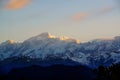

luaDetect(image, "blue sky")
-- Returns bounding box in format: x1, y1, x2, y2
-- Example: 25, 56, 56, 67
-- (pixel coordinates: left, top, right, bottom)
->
0, 0, 120, 42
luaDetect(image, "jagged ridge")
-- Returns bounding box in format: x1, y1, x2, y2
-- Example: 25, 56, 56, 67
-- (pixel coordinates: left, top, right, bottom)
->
0, 32, 120, 69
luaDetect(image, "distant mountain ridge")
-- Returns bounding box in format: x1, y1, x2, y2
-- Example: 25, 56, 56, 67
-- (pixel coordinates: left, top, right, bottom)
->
0, 32, 120, 69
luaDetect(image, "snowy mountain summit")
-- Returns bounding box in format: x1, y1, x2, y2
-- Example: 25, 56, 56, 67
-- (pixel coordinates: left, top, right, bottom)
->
0, 33, 120, 68
27, 32, 80, 43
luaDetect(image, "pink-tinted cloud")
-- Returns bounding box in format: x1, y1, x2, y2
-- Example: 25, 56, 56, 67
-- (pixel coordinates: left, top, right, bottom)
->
72, 6, 116, 21
5, 0, 31, 10
72, 13, 88, 21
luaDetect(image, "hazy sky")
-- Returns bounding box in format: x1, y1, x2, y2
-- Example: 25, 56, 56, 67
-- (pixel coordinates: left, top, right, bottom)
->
0, 0, 120, 42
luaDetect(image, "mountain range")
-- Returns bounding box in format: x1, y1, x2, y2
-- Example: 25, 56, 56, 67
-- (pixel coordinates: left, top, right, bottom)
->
0, 32, 120, 73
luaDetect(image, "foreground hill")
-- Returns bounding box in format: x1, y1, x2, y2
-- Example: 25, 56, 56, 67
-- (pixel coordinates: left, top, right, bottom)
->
0, 65, 95, 80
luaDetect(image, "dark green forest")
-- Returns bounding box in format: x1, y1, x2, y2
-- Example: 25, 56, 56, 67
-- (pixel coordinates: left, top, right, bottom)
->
0, 63, 120, 80
94, 63, 120, 80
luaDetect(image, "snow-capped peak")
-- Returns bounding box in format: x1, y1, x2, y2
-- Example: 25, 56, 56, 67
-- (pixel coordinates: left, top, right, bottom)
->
8, 40, 16, 44
38, 32, 56, 39
58, 36, 80, 43
26, 32, 80, 44
26, 32, 55, 41
0, 40, 16, 46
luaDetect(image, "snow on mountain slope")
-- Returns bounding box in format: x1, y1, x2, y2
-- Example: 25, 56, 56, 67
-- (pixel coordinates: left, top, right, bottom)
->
15, 32, 80, 59
0, 40, 20, 60
0, 33, 120, 68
